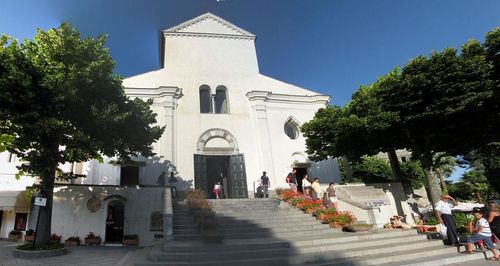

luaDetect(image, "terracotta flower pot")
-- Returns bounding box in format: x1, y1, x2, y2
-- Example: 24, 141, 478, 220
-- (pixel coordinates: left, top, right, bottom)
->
329, 222, 341, 228
84, 237, 101, 246
24, 235, 35, 242
122, 239, 138, 246
65, 240, 79, 246
8, 234, 22, 241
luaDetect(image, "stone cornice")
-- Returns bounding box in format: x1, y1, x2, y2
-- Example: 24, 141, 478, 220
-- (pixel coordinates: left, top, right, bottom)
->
246, 91, 331, 104
124, 86, 183, 99
163, 12, 255, 39
164, 32, 255, 40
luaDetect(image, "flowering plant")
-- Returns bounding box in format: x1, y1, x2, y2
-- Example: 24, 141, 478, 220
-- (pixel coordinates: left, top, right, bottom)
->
85, 232, 100, 239
323, 211, 356, 226
279, 189, 297, 201
50, 233, 61, 243
296, 199, 322, 211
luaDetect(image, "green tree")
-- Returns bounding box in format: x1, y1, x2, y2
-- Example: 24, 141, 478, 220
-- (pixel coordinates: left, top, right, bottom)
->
450, 170, 489, 203
342, 156, 394, 183
433, 153, 457, 191
0, 24, 164, 247
376, 39, 494, 206
400, 160, 426, 190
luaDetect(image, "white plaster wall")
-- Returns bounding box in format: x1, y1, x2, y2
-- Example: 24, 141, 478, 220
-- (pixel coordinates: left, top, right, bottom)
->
164, 36, 259, 76
0, 211, 16, 238
51, 186, 164, 246
0, 152, 36, 191
264, 102, 327, 188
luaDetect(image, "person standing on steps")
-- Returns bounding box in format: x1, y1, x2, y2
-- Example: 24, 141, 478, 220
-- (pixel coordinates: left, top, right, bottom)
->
260, 171, 270, 198
435, 194, 459, 246
311, 178, 323, 200
327, 183, 338, 210
286, 169, 298, 193
302, 175, 312, 196
213, 182, 221, 199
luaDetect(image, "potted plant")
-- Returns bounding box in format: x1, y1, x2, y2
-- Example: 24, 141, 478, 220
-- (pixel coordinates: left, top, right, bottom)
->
65, 236, 81, 246
24, 229, 35, 242
324, 216, 342, 228
122, 234, 138, 246
84, 232, 101, 246
8, 230, 22, 241
50, 233, 62, 244
314, 207, 337, 221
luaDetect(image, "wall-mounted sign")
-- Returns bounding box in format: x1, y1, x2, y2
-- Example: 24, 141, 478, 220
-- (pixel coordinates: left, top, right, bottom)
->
34, 197, 47, 207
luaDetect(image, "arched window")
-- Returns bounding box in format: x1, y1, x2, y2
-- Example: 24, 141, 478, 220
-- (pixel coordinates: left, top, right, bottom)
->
214, 86, 228, 114
150, 211, 163, 231
199, 85, 212, 113
284, 118, 300, 140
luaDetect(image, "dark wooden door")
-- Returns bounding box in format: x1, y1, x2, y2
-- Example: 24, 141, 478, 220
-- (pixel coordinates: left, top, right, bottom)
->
194, 154, 208, 197
230, 154, 248, 198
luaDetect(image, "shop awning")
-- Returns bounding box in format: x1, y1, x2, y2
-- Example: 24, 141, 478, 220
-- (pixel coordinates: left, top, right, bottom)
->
0, 191, 30, 212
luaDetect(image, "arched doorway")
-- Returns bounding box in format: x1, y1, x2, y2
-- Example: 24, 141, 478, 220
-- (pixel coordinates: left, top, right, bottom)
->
105, 200, 124, 243
194, 129, 248, 199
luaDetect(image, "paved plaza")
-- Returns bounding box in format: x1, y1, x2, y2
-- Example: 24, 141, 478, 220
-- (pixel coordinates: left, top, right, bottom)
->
2, 240, 500, 266
0, 240, 138, 266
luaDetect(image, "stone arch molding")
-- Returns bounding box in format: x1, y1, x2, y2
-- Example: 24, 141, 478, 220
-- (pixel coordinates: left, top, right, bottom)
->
196, 128, 239, 154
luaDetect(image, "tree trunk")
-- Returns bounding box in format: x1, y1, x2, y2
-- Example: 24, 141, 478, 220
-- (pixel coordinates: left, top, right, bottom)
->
476, 191, 483, 204
420, 152, 442, 208
387, 148, 412, 195
342, 156, 353, 182
437, 171, 447, 192
34, 165, 57, 248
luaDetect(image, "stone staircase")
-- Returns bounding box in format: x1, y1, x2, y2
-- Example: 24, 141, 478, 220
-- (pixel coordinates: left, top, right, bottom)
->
136, 198, 486, 265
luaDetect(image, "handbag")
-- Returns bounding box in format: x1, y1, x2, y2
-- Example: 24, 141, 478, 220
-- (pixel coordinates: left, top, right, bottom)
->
438, 223, 448, 237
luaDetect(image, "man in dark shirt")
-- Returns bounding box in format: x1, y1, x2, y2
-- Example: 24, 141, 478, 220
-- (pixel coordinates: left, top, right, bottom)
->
260, 171, 270, 198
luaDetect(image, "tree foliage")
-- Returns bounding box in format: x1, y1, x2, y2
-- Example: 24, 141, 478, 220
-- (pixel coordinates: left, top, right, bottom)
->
302, 27, 499, 206
0, 24, 164, 247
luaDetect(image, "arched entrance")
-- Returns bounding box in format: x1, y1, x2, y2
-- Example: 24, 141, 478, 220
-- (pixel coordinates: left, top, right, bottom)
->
105, 200, 124, 243
194, 129, 248, 198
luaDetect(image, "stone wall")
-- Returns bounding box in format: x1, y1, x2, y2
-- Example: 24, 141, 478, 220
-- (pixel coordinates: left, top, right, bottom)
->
51, 185, 165, 246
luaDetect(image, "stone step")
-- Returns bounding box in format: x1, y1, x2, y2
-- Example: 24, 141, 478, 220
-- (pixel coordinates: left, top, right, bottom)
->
220, 223, 330, 234
162, 232, 426, 254
221, 229, 419, 246
147, 239, 448, 265
398, 250, 486, 266
152, 237, 440, 262
315, 245, 465, 266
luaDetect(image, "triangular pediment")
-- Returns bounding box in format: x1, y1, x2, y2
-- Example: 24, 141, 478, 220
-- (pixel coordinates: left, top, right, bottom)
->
163, 13, 255, 39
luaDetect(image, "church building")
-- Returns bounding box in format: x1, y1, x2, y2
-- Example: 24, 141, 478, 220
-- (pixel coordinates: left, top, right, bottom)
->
0, 13, 339, 245
122, 12, 333, 197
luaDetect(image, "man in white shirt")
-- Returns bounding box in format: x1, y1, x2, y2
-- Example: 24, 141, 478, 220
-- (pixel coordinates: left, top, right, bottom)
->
466, 208, 500, 260
435, 194, 459, 246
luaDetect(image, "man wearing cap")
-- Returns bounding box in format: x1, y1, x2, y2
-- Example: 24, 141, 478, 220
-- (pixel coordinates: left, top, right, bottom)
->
435, 194, 459, 246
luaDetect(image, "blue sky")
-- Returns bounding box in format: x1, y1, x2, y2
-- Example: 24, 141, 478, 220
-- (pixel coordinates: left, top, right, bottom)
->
1, 0, 498, 180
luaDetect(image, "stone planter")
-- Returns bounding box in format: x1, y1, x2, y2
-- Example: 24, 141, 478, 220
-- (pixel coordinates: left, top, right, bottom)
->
122, 239, 138, 246
13, 247, 66, 258
64, 240, 79, 246
343, 224, 374, 232
24, 235, 35, 242
84, 237, 101, 246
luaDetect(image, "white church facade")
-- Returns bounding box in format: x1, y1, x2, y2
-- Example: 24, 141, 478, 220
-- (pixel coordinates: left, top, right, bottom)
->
0, 13, 346, 245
